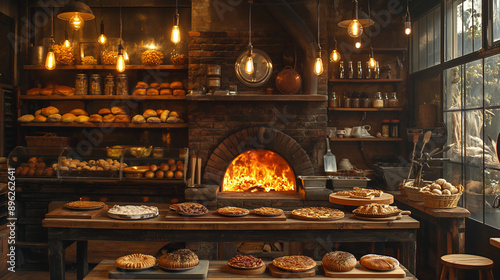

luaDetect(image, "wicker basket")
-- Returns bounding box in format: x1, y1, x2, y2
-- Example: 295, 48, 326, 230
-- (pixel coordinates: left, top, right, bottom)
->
25, 133, 69, 147
421, 185, 464, 209
402, 180, 431, 202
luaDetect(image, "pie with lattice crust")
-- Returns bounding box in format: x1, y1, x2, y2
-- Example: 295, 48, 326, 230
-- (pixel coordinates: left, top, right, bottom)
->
272, 256, 316, 272
217, 206, 250, 217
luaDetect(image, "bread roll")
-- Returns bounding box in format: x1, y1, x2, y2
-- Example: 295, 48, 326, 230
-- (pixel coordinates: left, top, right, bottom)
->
34, 109, 42, 116
40, 88, 53, 96
111, 106, 127, 115
89, 114, 103, 123
147, 117, 161, 123
18, 114, 35, 123
98, 108, 112, 115
133, 88, 146, 95
149, 82, 160, 89
61, 113, 77, 122
159, 83, 170, 89
131, 115, 146, 124
359, 254, 399, 271
136, 81, 148, 89
170, 81, 183, 89
173, 89, 186, 96
143, 109, 157, 118
156, 109, 163, 115
75, 115, 90, 123
146, 88, 159, 96
114, 115, 131, 123
41, 106, 59, 117
160, 110, 170, 122
70, 109, 88, 116
27, 88, 41, 95
103, 114, 115, 123
160, 89, 172, 95
54, 86, 75, 96
166, 116, 179, 123
169, 111, 180, 118
47, 114, 62, 122
322, 251, 357, 272
33, 115, 47, 122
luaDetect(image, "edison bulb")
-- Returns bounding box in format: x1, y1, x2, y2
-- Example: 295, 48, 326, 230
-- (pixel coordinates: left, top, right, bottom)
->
369, 57, 376, 69
117, 54, 126, 72
45, 51, 56, 70
355, 40, 361, 49
63, 39, 71, 48
98, 34, 107, 45
314, 57, 324, 75
347, 19, 363, 38
244, 55, 254, 74
405, 21, 411, 35
330, 49, 340, 62
123, 50, 129, 62
171, 25, 181, 44
69, 13, 84, 30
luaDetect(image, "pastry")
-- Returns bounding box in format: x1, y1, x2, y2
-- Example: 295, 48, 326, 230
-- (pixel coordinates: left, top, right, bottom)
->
149, 82, 160, 89
18, 114, 35, 122
103, 114, 115, 123
34, 109, 42, 116
353, 203, 401, 217
98, 108, 112, 115
47, 114, 62, 122
170, 81, 183, 89
65, 201, 105, 209
272, 256, 316, 272
54, 85, 75, 96
133, 88, 146, 95
75, 115, 90, 123
143, 109, 157, 118
158, 249, 199, 270
159, 82, 170, 89
40, 87, 53, 95
70, 109, 88, 116
89, 114, 103, 123
160, 89, 172, 95
359, 254, 399, 271
61, 113, 77, 122
33, 115, 47, 122
27, 88, 41, 95
166, 116, 179, 123
174, 202, 208, 216
132, 115, 146, 124
291, 207, 344, 221
253, 207, 283, 216
228, 255, 264, 269
147, 88, 159, 95
169, 111, 180, 118
160, 110, 170, 122
111, 106, 127, 115
217, 206, 250, 217
115, 253, 157, 270
41, 106, 59, 116
136, 81, 148, 89
114, 115, 131, 123
173, 89, 186, 96
108, 205, 159, 216
147, 117, 161, 123
322, 251, 357, 272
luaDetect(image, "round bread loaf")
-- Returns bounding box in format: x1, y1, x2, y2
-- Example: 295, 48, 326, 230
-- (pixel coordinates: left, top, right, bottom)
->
75, 115, 90, 123
103, 114, 115, 123
111, 106, 127, 115
159, 82, 170, 89
89, 114, 103, 123
27, 88, 41, 95
158, 249, 199, 270
41, 106, 59, 117
143, 109, 157, 118
132, 115, 146, 124
136, 81, 148, 89
133, 88, 146, 95
170, 81, 183, 89
149, 82, 160, 89
18, 114, 35, 123
114, 115, 130, 123
98, 108, 112, 115
34, 115, 47, 122
359, 254, 399, 271
160, 89, 172, 95
61, 113, 77, 123
147, 88, 159, 95
47, 114, 62, 122
322, 251, 357, 272
70, 109, 88, 116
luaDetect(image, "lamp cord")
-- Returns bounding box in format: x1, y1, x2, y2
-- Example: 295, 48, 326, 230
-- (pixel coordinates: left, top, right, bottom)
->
317, 0, 320, 50
368, 0, 373, 56
249, 0, 252, 48
119, 0, 122, 43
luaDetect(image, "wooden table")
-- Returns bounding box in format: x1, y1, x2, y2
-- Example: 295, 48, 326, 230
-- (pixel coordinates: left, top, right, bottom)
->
489, 238, 500, 249
390, 192, 470, 279
43, 205, 419, 280
84, 260, 418, 280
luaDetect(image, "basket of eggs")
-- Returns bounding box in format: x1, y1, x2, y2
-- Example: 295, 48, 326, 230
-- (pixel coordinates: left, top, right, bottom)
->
419, 178, 464, 209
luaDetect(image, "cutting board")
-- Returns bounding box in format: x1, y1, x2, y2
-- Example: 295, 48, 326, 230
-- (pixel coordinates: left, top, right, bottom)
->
323, 263, 405, 278
108, 260, 209, 279
329, 193, 394, 206
45, 205, 108, 219
225, 264, 266, 275
353, 214, 403, 221
268, 263, 316, 278
164, 211, 287, 221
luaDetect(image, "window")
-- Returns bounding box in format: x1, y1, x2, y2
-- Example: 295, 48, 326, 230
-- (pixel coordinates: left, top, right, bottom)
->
411, 6, 441, 72
494, 0, 500, 42
444, 0, 482, 61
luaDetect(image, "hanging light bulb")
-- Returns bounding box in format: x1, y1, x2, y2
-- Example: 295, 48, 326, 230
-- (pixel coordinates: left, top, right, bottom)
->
63, 29, 71, 48
244, 49, 254, 74
404, 0, 411, 35
117, 44, 126, 72
355, 38, 361, 49
314, 51, 324, 75
330, 38, 340, 62
46, 8, 56, 70
369, 56, 376, 69
405, 21, 411, 35
98, 20, 107, 44
348, 19, 363, 38
69, 13, 84, 30
171, 0, 181, 44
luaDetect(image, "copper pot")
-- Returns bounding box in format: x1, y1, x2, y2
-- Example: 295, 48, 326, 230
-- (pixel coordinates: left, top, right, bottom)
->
275, 66, 302, 95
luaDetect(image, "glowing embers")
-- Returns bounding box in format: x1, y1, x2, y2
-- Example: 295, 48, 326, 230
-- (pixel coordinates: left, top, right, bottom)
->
222, 150, 296, 192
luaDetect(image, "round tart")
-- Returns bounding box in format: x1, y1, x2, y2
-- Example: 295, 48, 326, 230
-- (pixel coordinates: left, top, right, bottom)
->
158, 249, 199, 270
322, 251, 357, 272
360, 254, 399, 271
217, 206, 250, 217
107, 205, 159, 220
174, 202, 208, 216
227, 255, 264, 270
65, 201, 105, 210
273, 256, 316, 272
291, 207, 344, 221
115, 253, 156, 270
353, 203, 401, 218
253, 207, 284, 217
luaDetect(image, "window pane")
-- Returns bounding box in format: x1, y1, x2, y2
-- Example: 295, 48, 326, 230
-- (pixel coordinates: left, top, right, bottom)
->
464, 109, 484, 222
484, 54, 500, 107
445, 111, 463, 162
419, 18, 428, 70
410, 6, 441, 72
434, 7, 441, 65
412, 21, 419, 73
445, 0, 481, 61
427, 13, 435, 67
472, 0, 481, 51
465, 60, 483, 108
465, 169, 484, 222
494, 0, 500, 42
484, 108, 500, 168
444, 66, 462, 110
485, 168, 500, 229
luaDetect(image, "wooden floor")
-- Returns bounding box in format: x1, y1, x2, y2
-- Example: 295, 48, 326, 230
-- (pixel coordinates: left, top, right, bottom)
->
2, 270, 77, 280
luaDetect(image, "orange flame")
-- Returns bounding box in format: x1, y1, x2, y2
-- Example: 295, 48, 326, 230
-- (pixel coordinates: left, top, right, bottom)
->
222, 150, 296, 192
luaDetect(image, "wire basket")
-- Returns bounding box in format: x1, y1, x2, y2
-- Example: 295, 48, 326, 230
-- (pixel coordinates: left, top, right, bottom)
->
25, 133, 69, 147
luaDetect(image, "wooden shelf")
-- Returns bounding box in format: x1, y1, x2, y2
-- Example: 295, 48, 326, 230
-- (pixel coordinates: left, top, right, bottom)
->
187, 94, 327, 102
23, 64, 188, 70
20, 95, 186, 101
19, 122, 188, 129
329, 78, 404, 83
330, 138, 403, 142
329, 107, 403, 111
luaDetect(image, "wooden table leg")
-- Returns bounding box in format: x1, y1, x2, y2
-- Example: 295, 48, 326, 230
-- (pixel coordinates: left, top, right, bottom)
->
77, 241, 88, 280
48, 230, 65, 280
401, 240, 416, 275
451, 219, 466, 253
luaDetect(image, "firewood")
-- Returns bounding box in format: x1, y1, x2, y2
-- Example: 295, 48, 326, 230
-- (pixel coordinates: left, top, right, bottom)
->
237, 242, 264, 254
263, 243, 271, 252
272, 242, 283, 252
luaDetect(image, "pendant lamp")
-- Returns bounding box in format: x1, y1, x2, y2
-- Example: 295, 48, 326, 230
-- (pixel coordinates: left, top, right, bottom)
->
313, 0, 323, 76
46, 8, 56, 70
57, 0, 95, 31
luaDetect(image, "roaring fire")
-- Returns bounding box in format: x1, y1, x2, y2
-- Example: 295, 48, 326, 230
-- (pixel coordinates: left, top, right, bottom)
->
222, 150, 296, 192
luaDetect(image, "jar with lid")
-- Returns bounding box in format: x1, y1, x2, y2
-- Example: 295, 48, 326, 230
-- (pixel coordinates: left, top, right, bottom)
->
104, 73, 114, 95
329, 91, 339, 108
116, 74, 129, 95
75, 74, 88, 95
339, 61, 345, 79
89, 74, 102, 95
348, 61, 354, 79
390, 119, 400, 138
389, 92, 400, 107
383, 92, 390, 107
381, 120, 390, 138
357, 61, 363, 79
352, 92, 360, 108
343, 92, 351, 108
373, 92, 384, 108
361, 92, 370, 108
365, 61, 372, 79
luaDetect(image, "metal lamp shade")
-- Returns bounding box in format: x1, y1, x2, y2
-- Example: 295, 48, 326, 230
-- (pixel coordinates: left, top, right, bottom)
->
57, 1, 95, 21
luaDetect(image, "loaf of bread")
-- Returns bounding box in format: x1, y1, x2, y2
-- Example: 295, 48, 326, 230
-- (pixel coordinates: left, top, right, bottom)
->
322, 251, 357, 272
89, 114, 103, 123
173, 89, 186, 96
111, 106, 127, 115
159, 83, 170, 89
131, 115, 146, 124
359, 254, 399, 271
143, 109, 157, 118
133, 88, 146, 95
149, 82, 160, 89
18, 114, 35, 122
147, 117, 161, 123
54, 86, 75, 96
40, 88, 53, 96
75, 115, 90, 123
169, 111, 180, 118
114, 115, 130, 123
41, 106, 59, 117
33, 115, 47, 122
27, 88, 41, 95
160, 110, 170, 122
34, 109, 42, 116
103, 114, 115, 123
98, 108, 112, 115
170, 81, 183, 89
61, 113, 77, 122
70, 109, 88, 116
156, 109, 163, 115
160, 89, 172, 95
136, 81, 148, 89
166, 116, 179, 123
146, 88, 159, 96
47, 114, 62, 122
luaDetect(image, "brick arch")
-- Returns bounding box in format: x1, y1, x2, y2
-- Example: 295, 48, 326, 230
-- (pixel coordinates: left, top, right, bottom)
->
203, 127, 314, 186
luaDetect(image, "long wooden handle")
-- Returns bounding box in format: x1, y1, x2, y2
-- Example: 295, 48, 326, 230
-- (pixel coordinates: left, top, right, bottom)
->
190, 156, 196, 186
197, 158, 202, 185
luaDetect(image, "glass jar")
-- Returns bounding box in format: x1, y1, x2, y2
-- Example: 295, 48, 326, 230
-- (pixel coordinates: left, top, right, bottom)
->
365, 61, 372, 79
389, 92, 400, 107
104, 73, 114, 95
75, 74, 88, 95
170, 49, 187, 66
343, 92, 351, 108
381, 120, 390, 138
339, 61, 345, 79
329, 91, 339, 108
101, 38, 120, 65
373, 92, 384, 108
361, 93, 370, 107
348, 61, 354, 79
54, 43, 75, 65
390, 119, 400, 138
383, 92, 390, 108
352, 92, 360, 108
357, 61, 363, 79
89, 74, 102, 95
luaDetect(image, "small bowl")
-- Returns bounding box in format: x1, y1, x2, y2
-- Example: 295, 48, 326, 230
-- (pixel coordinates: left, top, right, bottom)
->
123, 166, 149, 178
129, 147, 152, 158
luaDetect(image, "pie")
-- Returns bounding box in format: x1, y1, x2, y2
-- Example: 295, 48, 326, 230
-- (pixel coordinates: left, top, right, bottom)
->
227, 255, 264, 269
217, 206, 250, 217
65, 201, 105, 209
360, 254, 399, 271
272, 256, 316, 272
174, 202, 208, 216
333, 188, 383, 199
253, 207, 283, 216
291, 207, 344, 221
158, 249, 199, 270
108, 205, 159, 216
353, 203, 401, 217
322, 251, 357, 272
115, 253, 157, 270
